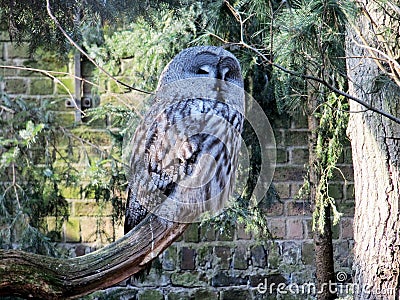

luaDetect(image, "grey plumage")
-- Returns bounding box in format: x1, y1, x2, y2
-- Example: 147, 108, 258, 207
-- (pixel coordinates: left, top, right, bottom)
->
124, 46, 244, 233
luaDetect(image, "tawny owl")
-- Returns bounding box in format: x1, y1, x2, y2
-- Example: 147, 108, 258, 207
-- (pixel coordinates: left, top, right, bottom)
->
124, 46, 244, 233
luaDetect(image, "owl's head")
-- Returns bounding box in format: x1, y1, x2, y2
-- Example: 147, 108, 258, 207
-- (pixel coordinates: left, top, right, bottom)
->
157, 46, 243, 89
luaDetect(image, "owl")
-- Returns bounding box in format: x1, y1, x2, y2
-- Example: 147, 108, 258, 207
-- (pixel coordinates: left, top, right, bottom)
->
124, 46, 244, 233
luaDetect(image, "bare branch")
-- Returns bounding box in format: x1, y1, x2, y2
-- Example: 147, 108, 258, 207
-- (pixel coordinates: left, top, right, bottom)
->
0, 65, 85, 116
228, 38, 400, 124
217, 4, 400, 125
346, 9, 400, 86
45, 0, 153, 96
0, 65, 145, 115
224, 0, 245, 43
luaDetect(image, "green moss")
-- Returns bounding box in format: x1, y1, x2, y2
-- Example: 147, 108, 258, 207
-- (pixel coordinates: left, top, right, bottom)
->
138, 289, 163, 300
0, 31, 10, 40
44, 97, 72, 112
5, 78, 28, 94
0, 262, 63, 298
83, 287, 138, 299
217, 226, 234, 241
184, 223, 199, 242
60, 186, 81, 199
167, 291, 190, 300
191, 289, 218, 300
108, 79, 127, 94
56, 78, 74, 95
30, 78, 54, 95
7, 43, 30, 59
74, 201, 113, 217
65, 217, 80, 242
170, 272, 206, 287
267, 243, 282, 269
163, 245, 177, 270
71, 127, 111, 146
24, 49, 69, 73
54, 112, 76, 124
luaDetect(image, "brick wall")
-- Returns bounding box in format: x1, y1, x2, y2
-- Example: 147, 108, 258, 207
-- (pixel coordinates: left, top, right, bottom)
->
0, 35, 354, 299
0, 33, 124, 255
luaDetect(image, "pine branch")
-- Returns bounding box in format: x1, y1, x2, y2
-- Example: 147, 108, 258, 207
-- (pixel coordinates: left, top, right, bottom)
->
246, 42, 400, 124
207, 2, 400, 125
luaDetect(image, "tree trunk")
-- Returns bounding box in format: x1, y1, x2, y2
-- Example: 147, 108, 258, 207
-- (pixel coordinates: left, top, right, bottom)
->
346, 2, 400, 298
0, 216, 188, 299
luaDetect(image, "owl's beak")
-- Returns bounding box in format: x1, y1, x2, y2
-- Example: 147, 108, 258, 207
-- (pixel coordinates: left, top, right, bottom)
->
216, 56, 238, 83
217, 66, 230, 81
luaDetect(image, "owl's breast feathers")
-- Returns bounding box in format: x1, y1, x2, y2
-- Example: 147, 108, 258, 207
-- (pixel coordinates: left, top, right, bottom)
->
124, 98, 243, 230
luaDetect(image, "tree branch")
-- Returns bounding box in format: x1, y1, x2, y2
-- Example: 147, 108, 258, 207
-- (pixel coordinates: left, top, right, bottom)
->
217, 2, 400, 125
248, 42, 400, 124
0, 216, 188, 299
0, 65, 85, 116
45, 0, 153, 96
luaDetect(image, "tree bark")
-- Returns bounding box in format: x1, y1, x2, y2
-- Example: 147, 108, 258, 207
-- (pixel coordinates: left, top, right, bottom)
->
0, 216, 188, 299
346, 2, 400, 298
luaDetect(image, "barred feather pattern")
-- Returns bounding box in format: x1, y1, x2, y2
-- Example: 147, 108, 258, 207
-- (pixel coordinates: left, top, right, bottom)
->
124, 46, 244, 233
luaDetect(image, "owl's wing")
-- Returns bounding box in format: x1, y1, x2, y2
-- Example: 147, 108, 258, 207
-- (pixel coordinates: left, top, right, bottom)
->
124, 115, 202, 231
125, 98, 243, 229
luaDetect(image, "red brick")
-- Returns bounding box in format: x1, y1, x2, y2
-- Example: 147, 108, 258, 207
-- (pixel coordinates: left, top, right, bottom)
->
276, 148, 289, 163
291, 183, 305, 198
181, 247, 196, 270
273, 167, 306, 182
291, 115, 308, 129
285, 130, 309, 147
268, 219, 285, 239
341, 218, 353, 239
345, 183, 355, 200
273, 182, 290, 199
291, 148, 309, 165
304, 219, 313, 239
263, 201, 284, 216
332, 166, 354, 181
286, 219, 304, 239
287, 201, 311, 216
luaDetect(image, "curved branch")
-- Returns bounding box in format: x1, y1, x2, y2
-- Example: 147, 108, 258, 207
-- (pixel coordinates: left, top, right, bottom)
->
0, 65, 85, 116
0, 216, 188, 299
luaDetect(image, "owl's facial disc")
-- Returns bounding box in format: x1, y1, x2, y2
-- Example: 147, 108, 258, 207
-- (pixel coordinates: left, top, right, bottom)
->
156, 46, 244, 88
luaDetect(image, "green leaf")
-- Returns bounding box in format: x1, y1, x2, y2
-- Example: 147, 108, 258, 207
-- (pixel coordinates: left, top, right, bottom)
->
18, 121, 45, 148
